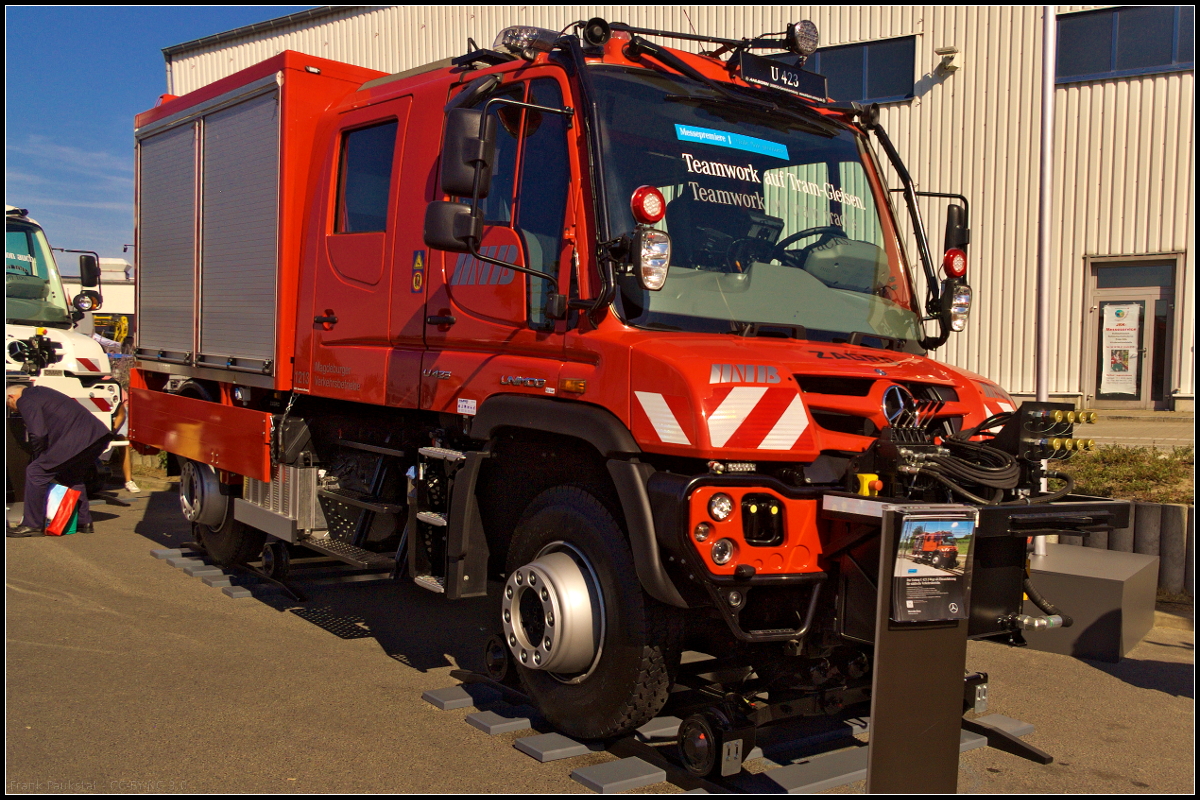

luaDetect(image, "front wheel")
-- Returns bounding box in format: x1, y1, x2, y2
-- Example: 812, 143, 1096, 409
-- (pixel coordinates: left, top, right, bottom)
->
503, 486, 680, 739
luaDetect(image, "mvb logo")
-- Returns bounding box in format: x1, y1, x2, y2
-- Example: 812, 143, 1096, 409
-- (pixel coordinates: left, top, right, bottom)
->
710, 364, 781, 384
451, 246, 518, 286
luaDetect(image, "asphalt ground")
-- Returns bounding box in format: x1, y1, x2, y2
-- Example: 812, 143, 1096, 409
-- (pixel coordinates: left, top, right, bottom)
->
5, 488, 1194, 794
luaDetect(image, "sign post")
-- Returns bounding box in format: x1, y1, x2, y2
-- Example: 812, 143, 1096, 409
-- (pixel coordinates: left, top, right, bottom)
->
866, 505, 976, 793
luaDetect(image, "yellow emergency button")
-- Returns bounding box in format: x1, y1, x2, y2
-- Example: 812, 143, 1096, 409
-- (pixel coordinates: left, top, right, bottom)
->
857, 473, 882, 497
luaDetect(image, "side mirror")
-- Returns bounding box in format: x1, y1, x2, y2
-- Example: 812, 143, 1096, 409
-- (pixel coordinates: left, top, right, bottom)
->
423, 201, 483, 252
79, 254, 101, 287
440, 108, 497, 198
943, 204, 970, 252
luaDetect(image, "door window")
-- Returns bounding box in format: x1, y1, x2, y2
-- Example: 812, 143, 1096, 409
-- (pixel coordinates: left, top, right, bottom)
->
516, 78, 571, 327
477, 86, 524, 225
335, 121, 398, 233
458, 76, 572, 329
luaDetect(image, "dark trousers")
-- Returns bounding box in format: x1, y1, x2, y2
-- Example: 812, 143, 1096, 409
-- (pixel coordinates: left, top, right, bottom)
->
22, 437, 111, 530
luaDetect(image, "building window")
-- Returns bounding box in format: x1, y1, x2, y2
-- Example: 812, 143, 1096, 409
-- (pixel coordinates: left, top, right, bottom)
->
809, 36, 915, 104
1057, 6, 1194, 83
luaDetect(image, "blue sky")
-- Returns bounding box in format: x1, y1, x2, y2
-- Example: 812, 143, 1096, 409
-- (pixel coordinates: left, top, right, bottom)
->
5, 6, 314, 273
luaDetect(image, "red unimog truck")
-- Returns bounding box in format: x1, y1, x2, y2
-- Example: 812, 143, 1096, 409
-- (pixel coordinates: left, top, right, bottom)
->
909, 527, 961, 570
129, 18, 1122, 766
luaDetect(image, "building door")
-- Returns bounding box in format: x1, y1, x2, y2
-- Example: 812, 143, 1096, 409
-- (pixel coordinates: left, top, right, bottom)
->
1084, 259, 1176, 410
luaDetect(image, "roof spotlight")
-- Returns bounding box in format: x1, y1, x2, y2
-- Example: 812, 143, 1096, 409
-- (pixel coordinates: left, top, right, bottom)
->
493, 26, 560, 60
787, 20, 820, 58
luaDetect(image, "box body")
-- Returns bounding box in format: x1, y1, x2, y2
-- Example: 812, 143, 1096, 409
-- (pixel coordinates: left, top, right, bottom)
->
133, 52, 385, 389
1022, 544, 1158, 662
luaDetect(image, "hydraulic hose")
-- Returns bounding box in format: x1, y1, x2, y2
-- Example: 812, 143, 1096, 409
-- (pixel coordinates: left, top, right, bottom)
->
916, 467, 1001, 506
1023, 570, 1074, 628
1001, 469, 1074, 506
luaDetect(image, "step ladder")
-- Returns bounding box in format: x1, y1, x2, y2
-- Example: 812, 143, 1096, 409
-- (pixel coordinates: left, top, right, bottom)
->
409, 445, 490, 599
315, 439, 407, 567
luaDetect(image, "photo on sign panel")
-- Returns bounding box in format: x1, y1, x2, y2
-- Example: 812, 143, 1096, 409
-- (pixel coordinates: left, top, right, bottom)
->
891, 515, 976, 623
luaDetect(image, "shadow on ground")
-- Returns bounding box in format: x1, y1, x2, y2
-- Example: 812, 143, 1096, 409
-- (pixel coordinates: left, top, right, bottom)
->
132, 488, 495, 675
1082, 654, 1195, 699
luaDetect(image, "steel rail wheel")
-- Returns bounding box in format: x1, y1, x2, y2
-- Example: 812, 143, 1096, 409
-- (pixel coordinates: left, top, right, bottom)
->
504, 485, 680, 739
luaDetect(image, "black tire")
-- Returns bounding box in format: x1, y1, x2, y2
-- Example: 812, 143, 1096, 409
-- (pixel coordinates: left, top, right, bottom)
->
506, 485, 681, 740
196, 503, 265, 567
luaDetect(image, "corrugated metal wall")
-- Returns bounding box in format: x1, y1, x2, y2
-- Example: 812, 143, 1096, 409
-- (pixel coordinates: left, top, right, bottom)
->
163, 5, 1194, 405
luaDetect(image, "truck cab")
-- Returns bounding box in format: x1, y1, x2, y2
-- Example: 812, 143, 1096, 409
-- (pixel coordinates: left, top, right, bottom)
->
6, 205, 121, 501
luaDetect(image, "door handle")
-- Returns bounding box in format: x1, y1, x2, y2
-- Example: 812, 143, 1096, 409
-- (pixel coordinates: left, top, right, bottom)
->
426, 315, 457, 326
314, 312, 338, 330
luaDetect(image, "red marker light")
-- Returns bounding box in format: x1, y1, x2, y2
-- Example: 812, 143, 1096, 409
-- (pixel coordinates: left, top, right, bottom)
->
630, 185, 666, 224
943, 248, 967, 278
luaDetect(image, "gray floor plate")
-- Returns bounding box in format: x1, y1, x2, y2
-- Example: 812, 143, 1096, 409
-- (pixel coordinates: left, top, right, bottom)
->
423, 684, 502, 711
514, 732, 598, 762
571, 757, 667, 794
465, 709, 532, 735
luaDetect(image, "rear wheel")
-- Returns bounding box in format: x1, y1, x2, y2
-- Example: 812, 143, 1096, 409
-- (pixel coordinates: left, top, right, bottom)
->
180, 459, 264, 566
503, 485, 680, 739
195, 508, 265, 567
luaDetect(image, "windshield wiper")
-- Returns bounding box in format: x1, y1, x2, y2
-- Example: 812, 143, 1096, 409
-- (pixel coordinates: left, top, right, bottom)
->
724, 321, 807, 339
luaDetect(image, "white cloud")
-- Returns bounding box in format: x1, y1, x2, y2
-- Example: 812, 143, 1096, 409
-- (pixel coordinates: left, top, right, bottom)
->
7, 135, 133, 177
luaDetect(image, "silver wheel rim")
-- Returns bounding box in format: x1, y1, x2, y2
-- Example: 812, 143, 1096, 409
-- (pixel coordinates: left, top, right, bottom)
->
179, 459, 228, 529
502, 541, 606, 684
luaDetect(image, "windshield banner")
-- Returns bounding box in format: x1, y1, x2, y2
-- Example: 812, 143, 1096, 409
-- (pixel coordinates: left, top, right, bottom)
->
674, 124, 788, 159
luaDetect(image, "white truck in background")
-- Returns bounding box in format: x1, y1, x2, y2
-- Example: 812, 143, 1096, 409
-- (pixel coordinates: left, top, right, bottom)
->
5, 205, 122, 503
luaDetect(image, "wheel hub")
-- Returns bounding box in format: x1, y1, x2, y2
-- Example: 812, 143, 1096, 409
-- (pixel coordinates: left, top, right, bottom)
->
179, 460, 227, 527
502, 548, 600, 674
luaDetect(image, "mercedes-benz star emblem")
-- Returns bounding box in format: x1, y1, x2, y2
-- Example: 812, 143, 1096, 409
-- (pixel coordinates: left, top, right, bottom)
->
882, 384, 916, 425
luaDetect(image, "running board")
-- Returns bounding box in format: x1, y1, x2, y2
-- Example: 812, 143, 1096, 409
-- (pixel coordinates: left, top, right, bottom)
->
300, 537, 396, 571
419, 446, 465, 462
414, 574, 446, 593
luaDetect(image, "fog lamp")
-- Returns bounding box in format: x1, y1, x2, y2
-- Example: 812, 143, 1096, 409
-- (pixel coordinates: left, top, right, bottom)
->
711, 538, 736, 565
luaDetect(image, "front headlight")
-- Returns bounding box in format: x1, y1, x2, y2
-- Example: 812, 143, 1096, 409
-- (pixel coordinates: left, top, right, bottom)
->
634, 227, 671, 291
949, 283, 972, 331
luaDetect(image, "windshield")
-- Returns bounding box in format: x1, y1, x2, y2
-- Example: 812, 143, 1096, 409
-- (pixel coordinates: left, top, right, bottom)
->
591, 67, 921, 349
6, 216, 72, 327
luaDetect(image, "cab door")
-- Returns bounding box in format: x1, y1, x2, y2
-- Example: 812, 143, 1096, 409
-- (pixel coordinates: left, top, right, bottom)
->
422, 73, 577, 413
306, 98, 412, 406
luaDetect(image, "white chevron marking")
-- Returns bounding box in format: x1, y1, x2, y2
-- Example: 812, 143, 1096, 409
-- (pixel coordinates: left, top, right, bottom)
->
758, 394, 809, 449
707, 387, 768, 448
634, 392, 691, 445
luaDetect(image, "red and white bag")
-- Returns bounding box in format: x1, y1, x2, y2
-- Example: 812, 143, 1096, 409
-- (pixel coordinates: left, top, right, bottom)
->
45, 484, 81, 536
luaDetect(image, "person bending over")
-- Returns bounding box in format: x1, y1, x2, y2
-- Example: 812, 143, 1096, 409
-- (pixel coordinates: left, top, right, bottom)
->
6, 384, 112, 537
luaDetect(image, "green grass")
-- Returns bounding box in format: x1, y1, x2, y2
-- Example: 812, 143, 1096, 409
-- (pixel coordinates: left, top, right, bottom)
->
1059, 445, 1194, 505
